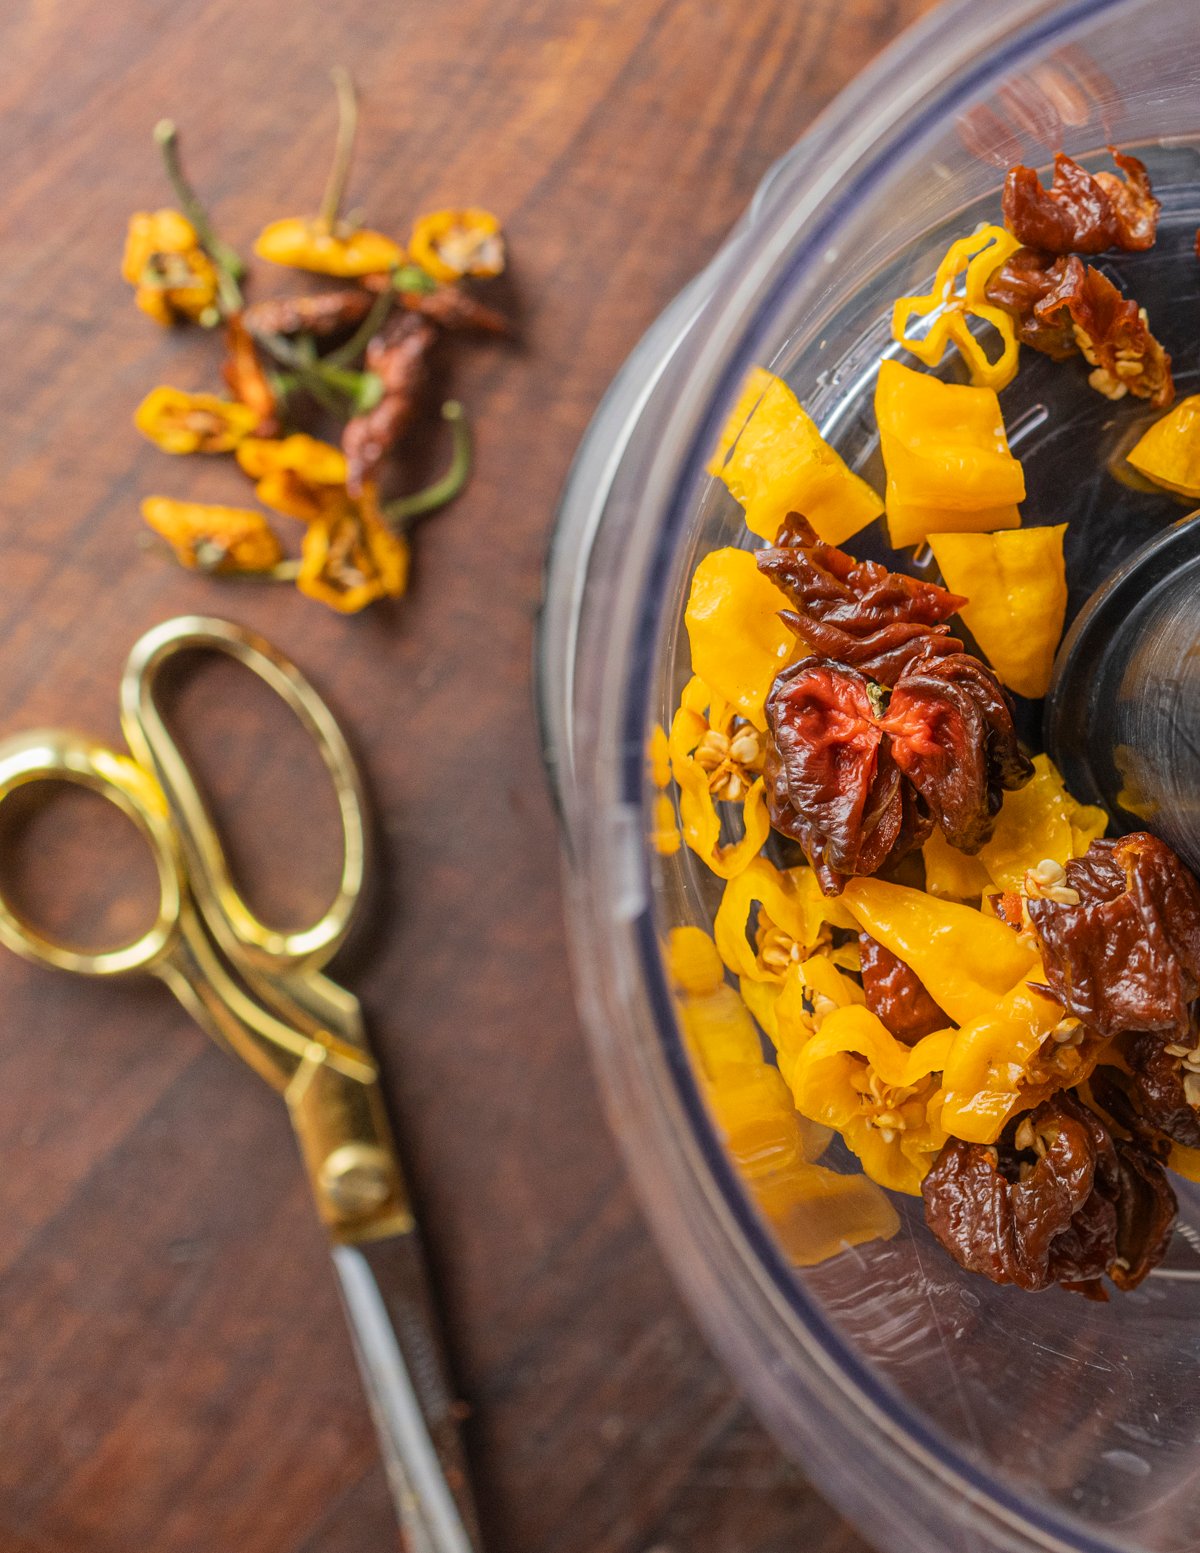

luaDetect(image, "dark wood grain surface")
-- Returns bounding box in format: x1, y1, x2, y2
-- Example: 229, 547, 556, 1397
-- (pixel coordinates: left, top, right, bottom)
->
0, 2, 936, 1549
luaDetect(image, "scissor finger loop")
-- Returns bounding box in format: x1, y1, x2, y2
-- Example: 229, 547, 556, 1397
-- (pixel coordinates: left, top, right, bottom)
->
0, 729, 184, 977
121, 616, 367, 974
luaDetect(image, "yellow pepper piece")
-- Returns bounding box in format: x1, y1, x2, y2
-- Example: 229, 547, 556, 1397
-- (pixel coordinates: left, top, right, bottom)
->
647, 724, 672, 789
928, 525, 1067, 699
297, 486, 409, 613
706, 366, 774, 477
975, 753, 1108, 891
773, 956, 868, 1092
714, 371, 883, 545
668, 677, 771, 880
786, 1006, 953, 1194
713, 856, 853, 984
751, 1164, 900, 1267
122, 209, 220, 326
238, 437, 351, 525
408, 208, 505, 283
1168, 1143, 1200, 1184
938, 971, 1067, 1144
876, 360, 1025, 549
1127, 395, 1200, 498
667, 926, 726, 997
236, 434, 348, 485
892, 225, 1023, 391
839, 876, 1036, 1026
801, 952, 866, 1013
1114, 744, 1161, 823
668, 928, 897, 1262
739, 973, 786, 1046
253, 218, 404, 277
650, 792, 681, 856
141, 497, 282, 574
684, 548, 797, 730
134, 387, 259, 455
922, 826, 991, 900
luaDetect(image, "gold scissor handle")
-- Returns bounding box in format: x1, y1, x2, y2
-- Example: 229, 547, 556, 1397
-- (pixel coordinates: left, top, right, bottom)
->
0, 727, 408, 1243
0, 729, 185, 977
120, 616, 367, 975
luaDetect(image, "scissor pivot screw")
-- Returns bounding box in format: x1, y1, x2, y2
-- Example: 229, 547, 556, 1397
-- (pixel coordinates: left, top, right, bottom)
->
319, 1143, 395, 1219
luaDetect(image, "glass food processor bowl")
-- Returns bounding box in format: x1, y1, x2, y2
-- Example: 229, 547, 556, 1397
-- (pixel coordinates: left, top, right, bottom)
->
539, 2, 1200, 1550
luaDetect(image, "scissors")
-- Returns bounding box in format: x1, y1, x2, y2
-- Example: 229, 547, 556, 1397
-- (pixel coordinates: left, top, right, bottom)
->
0, 615, 483, 1553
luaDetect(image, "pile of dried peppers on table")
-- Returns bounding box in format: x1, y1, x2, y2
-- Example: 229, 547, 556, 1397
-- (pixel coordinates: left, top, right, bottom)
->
664, 147, 1200, 1298
123, 70, 509, 612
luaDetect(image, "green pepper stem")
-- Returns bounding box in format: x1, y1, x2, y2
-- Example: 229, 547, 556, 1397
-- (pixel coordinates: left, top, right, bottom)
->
323, 279, 394, 369
317, 67, 358, 232
153, 119, 246, 314
385, 402, 472, 527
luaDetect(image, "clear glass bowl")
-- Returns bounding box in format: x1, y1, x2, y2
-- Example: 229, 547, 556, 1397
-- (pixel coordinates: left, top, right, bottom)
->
539, 3, 1200, 1550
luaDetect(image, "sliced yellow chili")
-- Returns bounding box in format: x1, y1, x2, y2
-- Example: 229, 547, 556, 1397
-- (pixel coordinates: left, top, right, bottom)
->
929, 525, 1067, 700
876, 359, 1025, 549
253, 218, 404, 277
839, 875, 1036, 1027
786, 1006, 953, 1194
1127, 394, 1200, 498
134, 387, 258, 454
892, 225, 1023, 391
713, 369, 883, 545
668, 677, 770, 880
684, 548, 797, 731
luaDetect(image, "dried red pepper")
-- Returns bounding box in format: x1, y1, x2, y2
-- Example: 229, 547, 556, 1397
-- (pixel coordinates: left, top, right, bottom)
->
342, 312, 439, 497
764, 650, 1029, 894
757, 516, 966, 685
923, 1090, 1176, 1296
1027, 833, 1200, 1040
987, 250, 1173, 406
858, 933, 949, 1044
243, 289, 376, 340
884, 654, 1032, 852
1002, 149, 1160, 255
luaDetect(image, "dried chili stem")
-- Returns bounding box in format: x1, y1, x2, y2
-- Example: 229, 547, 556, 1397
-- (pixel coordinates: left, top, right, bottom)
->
323, 281, 395, 369
153, 119, 245, 316
259, 333, 341, 409
317, 67, 358, 233
384, 401, 472, 527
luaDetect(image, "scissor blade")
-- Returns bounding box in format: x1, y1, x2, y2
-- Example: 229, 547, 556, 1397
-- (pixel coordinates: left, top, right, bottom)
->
331, 1236, 484, 1553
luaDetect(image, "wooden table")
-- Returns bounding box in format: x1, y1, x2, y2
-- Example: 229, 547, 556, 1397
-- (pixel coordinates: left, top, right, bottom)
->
0, 2, 935, 1548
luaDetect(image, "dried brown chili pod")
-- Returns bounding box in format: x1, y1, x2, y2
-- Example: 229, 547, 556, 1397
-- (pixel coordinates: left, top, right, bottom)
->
763, 659, 917, 894
858, 933, 949, 1044
1122, 1030, 1200, 1148
757, 516, 966, 686
764, 646, 1028, 892
923, 1090, 1175, 1295
242, 289, 376, 340
1002, 148, 1160, 255
884, 655, 1031, 854
342, 312, 439, 497
1027, 833, 1200, 1040
362, 272, 511, 336
987, 250, 1173, 406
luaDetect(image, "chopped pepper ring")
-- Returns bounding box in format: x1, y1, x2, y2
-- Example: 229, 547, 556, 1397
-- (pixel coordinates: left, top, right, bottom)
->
891, 225, 1024, 391
785, 1004, 954, 1195
669, 677, 770, 880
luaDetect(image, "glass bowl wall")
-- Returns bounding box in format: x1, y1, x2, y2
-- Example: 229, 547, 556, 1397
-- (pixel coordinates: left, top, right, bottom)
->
540, 3, 1200, 1550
